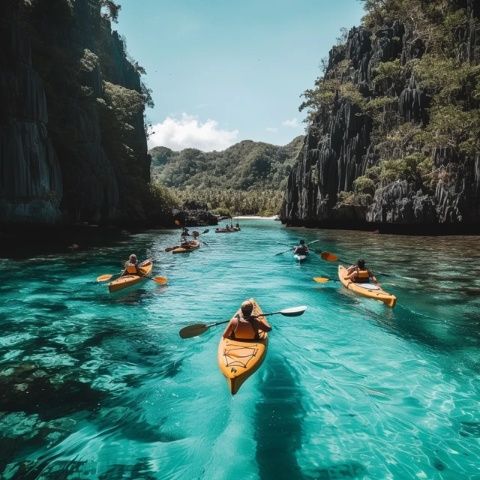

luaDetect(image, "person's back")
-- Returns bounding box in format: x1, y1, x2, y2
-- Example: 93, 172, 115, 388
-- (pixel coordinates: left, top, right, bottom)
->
124, 254, 139, 275
294, 240, 309, 256
346, 259, 377, 283
223, 301, 271, 340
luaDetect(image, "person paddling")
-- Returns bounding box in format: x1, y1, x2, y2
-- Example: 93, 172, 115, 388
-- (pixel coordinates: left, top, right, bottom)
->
293, 240, 309, 256
345, 259, 378, 284
123, 254, 140, 276
181, 227, 190, 243
223, 300, 272, 340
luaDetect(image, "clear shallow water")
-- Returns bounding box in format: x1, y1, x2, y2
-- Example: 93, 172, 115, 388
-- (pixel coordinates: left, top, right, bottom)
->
0, 220, 479, 479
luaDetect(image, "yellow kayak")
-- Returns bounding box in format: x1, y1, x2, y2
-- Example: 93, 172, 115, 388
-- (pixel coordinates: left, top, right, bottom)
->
338, 265, 397, 308
217, 299, 268, 395
108, 260, 153, 293
172, 240, 200, 254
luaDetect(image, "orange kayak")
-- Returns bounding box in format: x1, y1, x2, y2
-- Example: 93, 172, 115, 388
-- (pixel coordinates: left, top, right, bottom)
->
108, 260, 153, 293
338, 265, 397, 308
172, 240, 200, 254
217, 298, 268, 395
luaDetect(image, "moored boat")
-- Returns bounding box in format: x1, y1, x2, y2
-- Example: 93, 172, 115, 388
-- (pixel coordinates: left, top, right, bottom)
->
108, 260, 153, 293
217, 298, 268, 395
338, 265, 397, 308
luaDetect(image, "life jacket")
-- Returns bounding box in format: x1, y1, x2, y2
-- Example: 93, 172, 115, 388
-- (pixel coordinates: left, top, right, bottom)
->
231, 314, 259, 340
355, 269, 370, 282
295, 246, 308, 255
126, 263, 138, 275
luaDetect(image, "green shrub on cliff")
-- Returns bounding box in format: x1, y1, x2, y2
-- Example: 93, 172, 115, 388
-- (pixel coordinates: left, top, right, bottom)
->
378, 154, 432, 185
371, 59, 404, 91
413, 55, 480, 105
420, 106, 480, 156
353, 176, 375, 195
104, 82, 145, 129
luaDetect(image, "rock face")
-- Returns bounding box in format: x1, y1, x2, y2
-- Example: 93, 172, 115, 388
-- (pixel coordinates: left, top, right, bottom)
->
174, 201, 218, 227
282, 0, 480, 232
0, 0, 151, 225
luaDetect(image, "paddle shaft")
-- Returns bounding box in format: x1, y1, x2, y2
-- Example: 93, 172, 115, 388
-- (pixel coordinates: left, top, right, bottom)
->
321, 252, 397, 278
179, 306, 306, 338
275, 239, 320, 256
205, 312, 276, 329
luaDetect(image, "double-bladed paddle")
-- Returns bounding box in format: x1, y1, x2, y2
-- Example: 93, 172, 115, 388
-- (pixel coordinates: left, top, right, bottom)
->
312, 276, 336, 283
97, 273, 168, 285
318, 251, 412, 280
274, 239, 320, 256
179, 305, 308, 339
97, 273, 121, 282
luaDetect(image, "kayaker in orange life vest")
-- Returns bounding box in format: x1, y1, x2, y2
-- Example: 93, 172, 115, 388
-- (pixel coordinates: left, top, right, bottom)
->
223, 300, 272, 340
345, 259, 378, 284
123, 253, 140, 276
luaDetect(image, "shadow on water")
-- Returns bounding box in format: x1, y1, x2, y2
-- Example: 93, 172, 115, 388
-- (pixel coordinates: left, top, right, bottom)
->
254, 355, 367, 480
254, 354, 305, 480
363, 302, 480, 354
304, 462, 367, 480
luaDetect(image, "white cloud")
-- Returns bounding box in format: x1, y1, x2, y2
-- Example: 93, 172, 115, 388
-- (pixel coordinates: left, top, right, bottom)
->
282, 118, 300, 128
148, 114, 239, 151
266, 127, 278, 133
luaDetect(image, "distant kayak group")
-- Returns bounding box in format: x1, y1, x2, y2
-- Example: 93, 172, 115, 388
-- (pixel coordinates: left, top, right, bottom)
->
96, 225, 397, 395
215, 222, 241, 233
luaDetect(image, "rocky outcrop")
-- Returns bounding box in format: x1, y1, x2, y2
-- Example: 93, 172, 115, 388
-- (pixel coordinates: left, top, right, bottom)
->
174, 201, 218, 227
0, 0, 152, 226
0, 4, 63, 223
282, 0, 480, 232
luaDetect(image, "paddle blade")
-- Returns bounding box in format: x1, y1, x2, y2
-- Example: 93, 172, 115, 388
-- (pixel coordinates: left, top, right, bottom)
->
313, 277, 330, 283
179, 323, 209, 339
279, 305, 307, 316
320, 252, 338, 262
153, 276, 168, 285
203, 229, 209, 233
97, 274, 113, 282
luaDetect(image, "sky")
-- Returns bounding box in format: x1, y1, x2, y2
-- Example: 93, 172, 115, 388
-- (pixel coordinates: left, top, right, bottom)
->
116, 0, 365, 151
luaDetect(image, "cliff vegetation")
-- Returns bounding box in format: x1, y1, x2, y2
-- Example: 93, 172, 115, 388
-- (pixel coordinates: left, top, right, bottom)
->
0, 0, 174, 227
282, 0, 480, 232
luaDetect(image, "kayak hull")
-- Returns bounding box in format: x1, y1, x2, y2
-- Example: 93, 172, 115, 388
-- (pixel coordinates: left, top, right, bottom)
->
108, 260, 153, 293
172, 240, 200, 254
338, 265, 397, 308
294, 254, 307, 262
217, 299, 268, 395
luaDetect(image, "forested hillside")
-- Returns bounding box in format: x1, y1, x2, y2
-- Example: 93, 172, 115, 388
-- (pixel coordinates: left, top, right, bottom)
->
282, 0, 480, 232
150, 137, 303, 215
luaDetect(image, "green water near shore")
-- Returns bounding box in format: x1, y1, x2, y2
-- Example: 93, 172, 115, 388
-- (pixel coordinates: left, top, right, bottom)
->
0, 220, 479, 479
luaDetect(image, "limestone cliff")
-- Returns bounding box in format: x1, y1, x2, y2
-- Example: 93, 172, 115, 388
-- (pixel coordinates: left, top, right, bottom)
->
282, 0, 480, 232
0, 0, 152, 225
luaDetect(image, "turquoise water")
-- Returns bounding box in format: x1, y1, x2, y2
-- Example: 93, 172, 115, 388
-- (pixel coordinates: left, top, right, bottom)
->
1, 220, 479, 479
